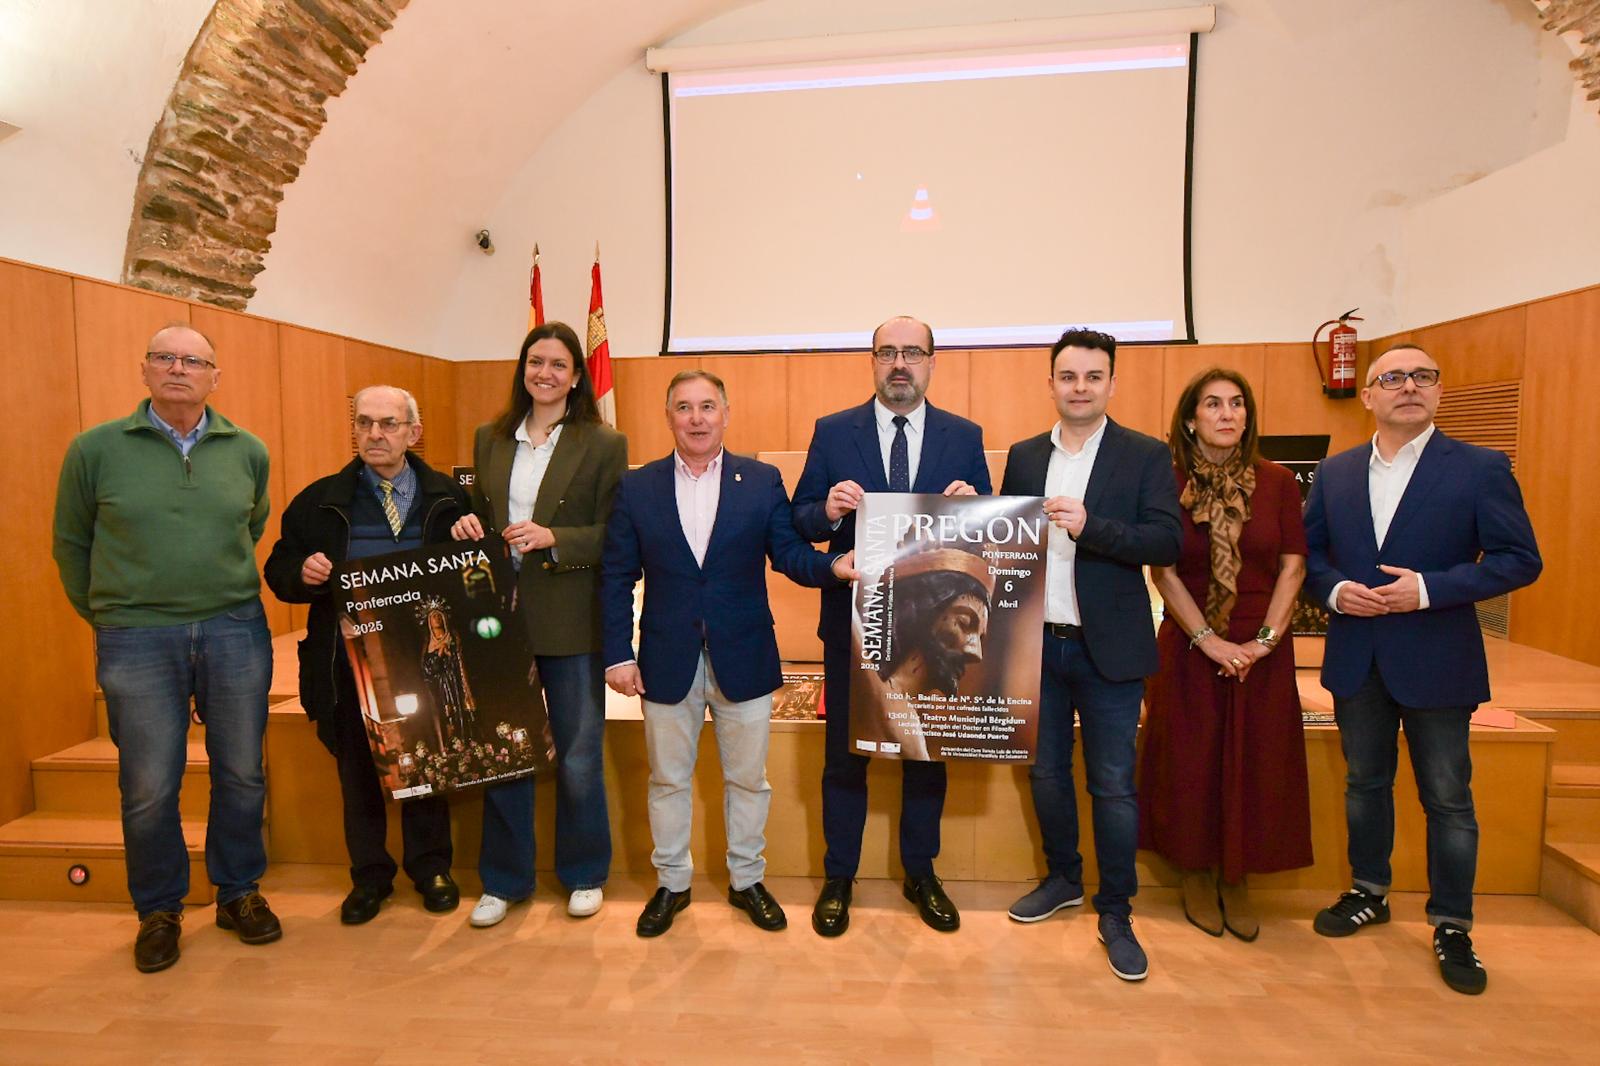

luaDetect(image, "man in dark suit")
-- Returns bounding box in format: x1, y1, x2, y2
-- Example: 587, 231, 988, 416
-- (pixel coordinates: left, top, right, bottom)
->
792, 315, 991, 936
602, 370, 855, 938
999, 329, 1182, 982
1305, 343, 1540, 996
265, 385, 468, 925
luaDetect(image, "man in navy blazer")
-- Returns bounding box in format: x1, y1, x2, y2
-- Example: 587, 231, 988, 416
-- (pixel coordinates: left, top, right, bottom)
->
792, 315, 991, 937
1304, 343, 1540, 996
602, 370, 854, 938
998, 329, 1182, 982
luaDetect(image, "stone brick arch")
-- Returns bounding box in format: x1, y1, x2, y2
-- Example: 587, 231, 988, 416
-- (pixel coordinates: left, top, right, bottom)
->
121, 0, 410, 309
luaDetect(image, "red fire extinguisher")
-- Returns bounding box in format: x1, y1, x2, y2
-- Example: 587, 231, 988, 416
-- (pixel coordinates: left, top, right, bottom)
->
1312, 309, 1362, 398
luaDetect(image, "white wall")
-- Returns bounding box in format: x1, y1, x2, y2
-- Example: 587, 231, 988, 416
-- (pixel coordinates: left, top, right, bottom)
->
0, 0, 213, 280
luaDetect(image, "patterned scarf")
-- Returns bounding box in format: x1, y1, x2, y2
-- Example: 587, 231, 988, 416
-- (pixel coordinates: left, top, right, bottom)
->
1180, 451, 1256, 633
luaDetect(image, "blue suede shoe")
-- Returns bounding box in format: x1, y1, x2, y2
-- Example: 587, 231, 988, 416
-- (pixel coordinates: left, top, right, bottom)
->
1007, 873, 1086, 923
1097, 912, 1149, 981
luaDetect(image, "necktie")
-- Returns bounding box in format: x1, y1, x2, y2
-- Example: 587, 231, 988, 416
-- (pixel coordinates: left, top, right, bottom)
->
889, 415, 910, 492
379, 480, 403, 537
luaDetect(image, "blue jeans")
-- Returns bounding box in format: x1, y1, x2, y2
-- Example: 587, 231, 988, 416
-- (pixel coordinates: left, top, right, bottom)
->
95, 599, 272, 917
479, 652, 611, 898
1030, 632, 1144, 918
1335, 667, 1477, 927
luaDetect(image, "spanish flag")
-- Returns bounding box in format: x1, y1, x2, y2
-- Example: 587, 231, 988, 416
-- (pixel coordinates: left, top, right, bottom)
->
528, 244, 545, 330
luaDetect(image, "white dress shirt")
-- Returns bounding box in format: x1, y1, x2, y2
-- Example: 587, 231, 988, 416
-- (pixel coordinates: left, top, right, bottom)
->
507, 420, 563, 568
1328, 424, 1433, 612
1043, 418, 1108, 626
674, 448, 724, 566
874, 397, 926, 488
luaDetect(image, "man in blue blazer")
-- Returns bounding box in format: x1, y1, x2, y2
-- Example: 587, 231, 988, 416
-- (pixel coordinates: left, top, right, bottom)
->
1304, 343, 1540, 996
602, 370, 854, 938
998, 329, 1182, 982
792, 315, 991, 936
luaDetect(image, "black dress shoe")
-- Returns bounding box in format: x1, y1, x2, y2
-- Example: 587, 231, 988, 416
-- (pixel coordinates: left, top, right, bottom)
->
134, 911, 182, 973
341, 883, 393, 925
812, 877, 853, 938
417, 873, 460, 914
903, 874, 960, 932
216, 892, 283, 944
729, 882, 788, 931
636, 887, 691, 938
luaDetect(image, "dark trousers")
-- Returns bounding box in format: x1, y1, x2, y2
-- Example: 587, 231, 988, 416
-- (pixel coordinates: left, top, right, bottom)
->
1031, 631, 1144, 918
1335, 667, 1477, 927
327, 691, 451, 891
821, 639, 946, 879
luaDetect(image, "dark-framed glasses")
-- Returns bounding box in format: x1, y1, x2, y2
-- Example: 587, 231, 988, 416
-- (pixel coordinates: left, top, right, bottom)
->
146, 351, 216, 372
872, 346, 930, 365
1372, 368, 1441, 390
353, 415, 412, 433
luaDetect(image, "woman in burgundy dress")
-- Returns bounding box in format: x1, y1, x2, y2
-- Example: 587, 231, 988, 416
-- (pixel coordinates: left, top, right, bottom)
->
1139, 367, 1312, 941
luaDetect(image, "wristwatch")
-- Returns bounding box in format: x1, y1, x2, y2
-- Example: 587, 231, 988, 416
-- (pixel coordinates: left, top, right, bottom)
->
1255, 625, 1279, 649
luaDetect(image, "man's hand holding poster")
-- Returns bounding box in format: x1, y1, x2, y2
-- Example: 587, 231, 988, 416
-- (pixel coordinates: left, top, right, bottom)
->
850, 493, 1047, 762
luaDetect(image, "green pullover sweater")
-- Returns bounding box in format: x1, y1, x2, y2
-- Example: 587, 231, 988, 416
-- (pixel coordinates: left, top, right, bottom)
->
52, 400, 271, 627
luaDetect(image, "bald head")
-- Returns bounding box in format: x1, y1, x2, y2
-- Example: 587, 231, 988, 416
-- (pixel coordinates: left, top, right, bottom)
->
872, 315, 934, 354
353, 385, 420, 424
1362, 343, 1441, 437
1366, 344, 1437, 386
147, 324, 215, 363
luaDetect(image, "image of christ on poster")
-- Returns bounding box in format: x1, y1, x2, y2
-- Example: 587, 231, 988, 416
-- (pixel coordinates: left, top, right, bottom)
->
335, 540, 555, 800
850, 493, 1047, 762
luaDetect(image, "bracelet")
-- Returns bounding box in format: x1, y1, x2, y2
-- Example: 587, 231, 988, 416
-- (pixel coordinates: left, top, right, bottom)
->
1188, 626, 1215, 648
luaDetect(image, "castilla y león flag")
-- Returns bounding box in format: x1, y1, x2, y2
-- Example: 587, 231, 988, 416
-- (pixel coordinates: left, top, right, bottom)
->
586, 252, 616, 427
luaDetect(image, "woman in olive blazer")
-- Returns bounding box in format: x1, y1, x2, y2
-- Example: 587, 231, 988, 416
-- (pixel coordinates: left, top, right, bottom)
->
451, 321, 627, 926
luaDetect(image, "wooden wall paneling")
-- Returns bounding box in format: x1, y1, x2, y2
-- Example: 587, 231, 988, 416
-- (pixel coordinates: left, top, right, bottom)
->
190, 306, 291, 635
1161, 345, 1267, 429
276, 325, 347, 633
1259, 343, 1373, 455
968, 349, 1055, 453
613, 355, 696, 463
342, 339, 423, 400
784, 353, 874, 450
702, 355, 788, 456
923, 348, 970, 418
1510, 288, 1600, 665
70, 278, 190, 428
1105, 344, 1166, 437
0, 262, 95, 825
1413, 306, 1527, 387
419, 357, 458, 470
452, 360, 514, 465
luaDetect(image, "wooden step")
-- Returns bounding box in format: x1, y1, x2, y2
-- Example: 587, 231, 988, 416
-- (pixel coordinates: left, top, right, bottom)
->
0, 812, 212, 905
1521, 711, 1600, 767
1550, 763, 1600, 799
1547, 796, 1600, 845
1542, 839, 1600, 934
32, 737, 210, 818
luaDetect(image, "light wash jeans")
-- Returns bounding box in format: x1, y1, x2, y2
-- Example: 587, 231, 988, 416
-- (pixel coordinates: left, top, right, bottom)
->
641, 650, 772, 892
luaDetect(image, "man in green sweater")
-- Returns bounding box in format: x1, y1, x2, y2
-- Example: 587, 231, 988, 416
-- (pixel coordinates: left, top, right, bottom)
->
52, 324, 280, 973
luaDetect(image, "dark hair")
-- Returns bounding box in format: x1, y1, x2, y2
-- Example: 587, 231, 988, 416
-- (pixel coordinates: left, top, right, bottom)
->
1168, 366, 1260, 470
1050, 328, 1117, 375
493, 321, 601, 438
665, 369, 729, 407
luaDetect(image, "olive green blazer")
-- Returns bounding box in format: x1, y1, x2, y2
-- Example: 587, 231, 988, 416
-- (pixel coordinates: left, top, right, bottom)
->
470, 418, 628, 656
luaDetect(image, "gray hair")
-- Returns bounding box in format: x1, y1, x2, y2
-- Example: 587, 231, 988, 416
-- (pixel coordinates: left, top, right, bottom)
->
353, 384, 421, 424
665, 369, 729, 408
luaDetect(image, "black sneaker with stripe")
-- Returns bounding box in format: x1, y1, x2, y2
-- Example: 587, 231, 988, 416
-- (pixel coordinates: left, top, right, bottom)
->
1312, 886, 1390, 937
1434, 924, 1488, 995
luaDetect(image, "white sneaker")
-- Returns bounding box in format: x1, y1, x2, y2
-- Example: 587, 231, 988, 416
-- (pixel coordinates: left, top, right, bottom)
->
568, 888, 604, 917
469, 893, 510, 928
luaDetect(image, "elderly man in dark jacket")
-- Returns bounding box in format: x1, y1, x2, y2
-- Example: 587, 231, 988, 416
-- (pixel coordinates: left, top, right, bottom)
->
264, 385, 470, 924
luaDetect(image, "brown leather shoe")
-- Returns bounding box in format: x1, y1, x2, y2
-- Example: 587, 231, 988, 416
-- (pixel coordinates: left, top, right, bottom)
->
812, 877, 853, 937
1181, 868, 1224, 937
729, 882, 787, 931
1219, 876, 1260, 941
902, 874, 960, 932
216, 891, 283, 944
134, 911, 182, 973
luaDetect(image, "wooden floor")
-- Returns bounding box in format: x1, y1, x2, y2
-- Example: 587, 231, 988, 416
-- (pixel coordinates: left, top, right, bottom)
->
1, 867, 1597, 1064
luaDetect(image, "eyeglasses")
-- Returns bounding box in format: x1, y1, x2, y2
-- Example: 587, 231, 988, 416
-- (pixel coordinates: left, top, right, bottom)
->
872, 346, 930, 365
1372, 368, 1441, 390
146, 351, 216, 372
353, 416, 412, 433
